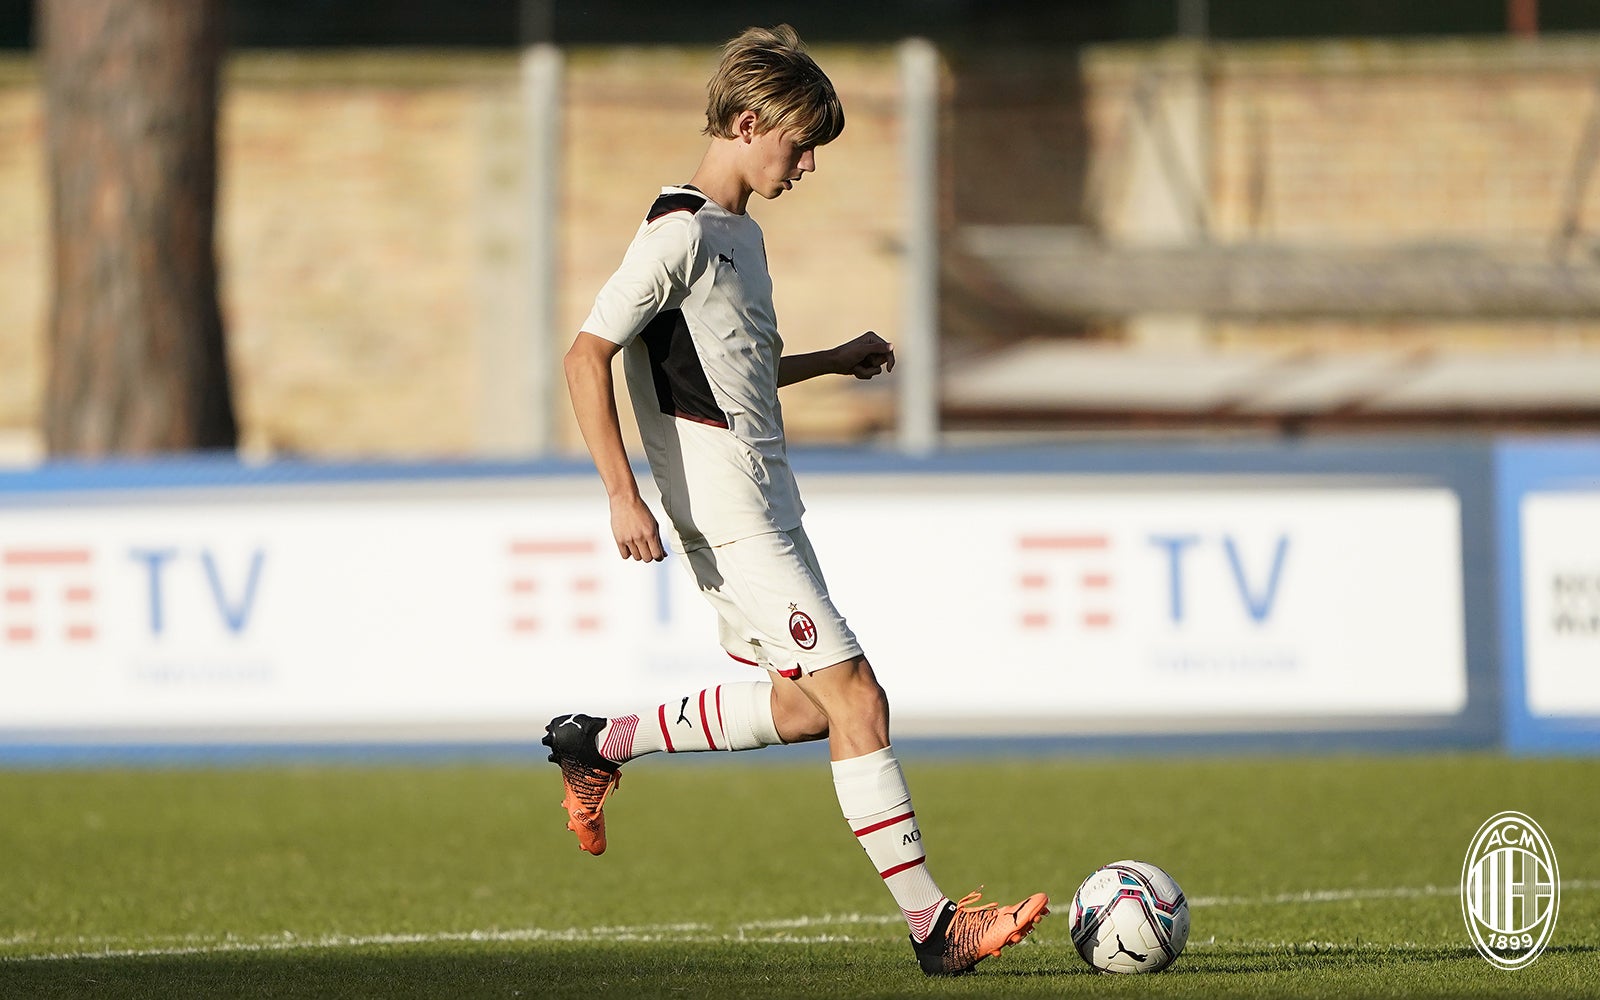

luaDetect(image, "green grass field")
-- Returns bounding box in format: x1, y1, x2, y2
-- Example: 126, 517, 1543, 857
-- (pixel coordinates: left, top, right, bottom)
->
0, 752, 1594, 999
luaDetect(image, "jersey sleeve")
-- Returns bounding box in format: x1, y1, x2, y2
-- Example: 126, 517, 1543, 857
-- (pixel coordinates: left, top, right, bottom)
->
581, 214, 701, 346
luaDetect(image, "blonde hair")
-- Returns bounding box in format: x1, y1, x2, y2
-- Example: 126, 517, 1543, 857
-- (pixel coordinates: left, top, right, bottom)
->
703, 24, 844, 148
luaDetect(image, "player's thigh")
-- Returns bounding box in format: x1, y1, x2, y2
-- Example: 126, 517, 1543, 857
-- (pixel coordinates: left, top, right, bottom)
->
682, 543, 768, 669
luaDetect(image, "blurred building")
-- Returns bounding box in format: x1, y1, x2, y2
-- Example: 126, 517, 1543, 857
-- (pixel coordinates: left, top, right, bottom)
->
2, 2, 1600, 459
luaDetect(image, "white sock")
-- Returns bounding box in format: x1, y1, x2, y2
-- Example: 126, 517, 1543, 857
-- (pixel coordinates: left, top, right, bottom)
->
832, 746, 948, 941
597, 682, 781, 763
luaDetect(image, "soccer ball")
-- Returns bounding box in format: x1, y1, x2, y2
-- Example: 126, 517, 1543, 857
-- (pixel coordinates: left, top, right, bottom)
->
1069, 860, 1190, 973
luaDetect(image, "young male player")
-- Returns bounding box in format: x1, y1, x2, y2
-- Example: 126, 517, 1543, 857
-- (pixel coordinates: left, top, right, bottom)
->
547, 24, 1048, 976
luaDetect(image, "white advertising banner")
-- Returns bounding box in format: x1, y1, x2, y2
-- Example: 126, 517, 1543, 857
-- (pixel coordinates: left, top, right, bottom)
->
0, 489, 716, 733
0, 480, 1467, 738
1520, 492, 1600, 717
803, 483, 1466, 725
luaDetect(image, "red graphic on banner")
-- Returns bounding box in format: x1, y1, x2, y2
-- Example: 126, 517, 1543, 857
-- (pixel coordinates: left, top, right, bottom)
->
1015, 534, 1115, 632
3, 547, 97, 644
507, 538, 604, 636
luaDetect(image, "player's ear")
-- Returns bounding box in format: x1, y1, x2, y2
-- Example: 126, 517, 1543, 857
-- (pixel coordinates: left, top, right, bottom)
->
735, 109, 759, 143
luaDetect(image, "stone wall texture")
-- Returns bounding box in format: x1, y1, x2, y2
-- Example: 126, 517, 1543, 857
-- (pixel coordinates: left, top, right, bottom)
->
2, 36, 1599, 457
1077, 37, 1600, 353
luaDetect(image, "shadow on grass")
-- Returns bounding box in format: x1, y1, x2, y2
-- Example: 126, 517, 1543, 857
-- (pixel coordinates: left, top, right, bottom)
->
6, 942, 1597, 1000
4, 946, 913, 1000
979, 940, 1593, 985
1184, 942, 1597, 974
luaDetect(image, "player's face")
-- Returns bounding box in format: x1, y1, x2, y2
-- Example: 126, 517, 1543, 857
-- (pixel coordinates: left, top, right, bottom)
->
750, 127, 816, 200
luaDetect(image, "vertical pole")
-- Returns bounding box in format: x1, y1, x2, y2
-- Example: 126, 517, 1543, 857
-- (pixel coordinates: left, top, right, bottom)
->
522, 42, 562, 456
1177, 0, 1209, 39
898, 37, 940, 456
1508, 0, 1539, 39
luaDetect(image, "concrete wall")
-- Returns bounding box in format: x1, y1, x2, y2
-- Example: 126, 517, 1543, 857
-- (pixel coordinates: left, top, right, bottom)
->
3, 36, 1600, 458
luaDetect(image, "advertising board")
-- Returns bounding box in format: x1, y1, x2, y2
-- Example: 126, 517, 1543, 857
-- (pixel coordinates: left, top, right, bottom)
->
809, 485, 1466, 727
0, 475, 1468, 742
1498, 439, 1600, 752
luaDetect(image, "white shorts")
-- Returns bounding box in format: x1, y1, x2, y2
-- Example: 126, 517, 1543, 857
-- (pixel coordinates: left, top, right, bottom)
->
682, 526, 861, 678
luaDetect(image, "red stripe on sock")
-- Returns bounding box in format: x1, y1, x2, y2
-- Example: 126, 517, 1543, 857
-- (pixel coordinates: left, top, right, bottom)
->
715, 686, 724, 740
659, 703, 676, 753
906, 898, 947, 942
600, 714, 638, 763
853, 811, 916, 838
879, 857, 927, 880
699, 689, 718, 751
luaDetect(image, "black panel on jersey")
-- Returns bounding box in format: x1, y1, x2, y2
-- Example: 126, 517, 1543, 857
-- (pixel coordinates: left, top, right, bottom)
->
640, 309, 729, 429
646, 191, 706, 223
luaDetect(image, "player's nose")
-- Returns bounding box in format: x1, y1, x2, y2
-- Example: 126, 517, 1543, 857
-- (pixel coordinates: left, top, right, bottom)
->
798, 148, 816, 174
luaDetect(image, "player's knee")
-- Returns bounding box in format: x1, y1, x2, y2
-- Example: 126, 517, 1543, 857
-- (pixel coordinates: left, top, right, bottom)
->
772, 675, 830, 743
831, 657, 889, 725
789, 702, 830, 742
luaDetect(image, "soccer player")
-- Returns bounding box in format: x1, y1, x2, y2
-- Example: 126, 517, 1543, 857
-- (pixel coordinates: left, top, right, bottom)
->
547, 24, 1048, 976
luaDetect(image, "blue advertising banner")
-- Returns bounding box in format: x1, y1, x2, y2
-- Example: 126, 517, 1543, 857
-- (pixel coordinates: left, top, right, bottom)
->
0, 440, 1503, 761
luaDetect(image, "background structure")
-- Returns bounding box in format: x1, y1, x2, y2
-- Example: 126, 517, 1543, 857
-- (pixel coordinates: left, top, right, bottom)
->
4, 2, 1600, 459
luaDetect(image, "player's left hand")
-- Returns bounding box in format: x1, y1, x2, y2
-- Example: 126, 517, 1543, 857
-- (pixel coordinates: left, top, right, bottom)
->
836, 331, 895, 380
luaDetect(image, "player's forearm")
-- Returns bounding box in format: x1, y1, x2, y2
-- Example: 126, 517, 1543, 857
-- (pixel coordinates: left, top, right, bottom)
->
565, 348, 642, 503
777, 347, 841, 387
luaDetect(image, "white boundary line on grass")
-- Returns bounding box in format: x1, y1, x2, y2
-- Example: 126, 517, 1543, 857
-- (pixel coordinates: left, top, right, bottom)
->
1190, 880, 1600, 907
4, 880, 1594, 963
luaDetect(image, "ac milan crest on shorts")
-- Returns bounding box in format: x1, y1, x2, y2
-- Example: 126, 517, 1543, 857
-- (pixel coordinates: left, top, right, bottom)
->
789, 606, 818, 649
681, 525, 860, 676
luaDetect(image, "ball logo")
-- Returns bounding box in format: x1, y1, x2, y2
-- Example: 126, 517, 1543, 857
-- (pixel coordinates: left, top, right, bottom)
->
1460, 811, 1560, 970
788, 606, 818, 650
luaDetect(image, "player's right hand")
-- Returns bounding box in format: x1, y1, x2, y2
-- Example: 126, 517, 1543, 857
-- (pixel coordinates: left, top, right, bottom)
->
837, 331, 895, 380
610, 494, 666, 562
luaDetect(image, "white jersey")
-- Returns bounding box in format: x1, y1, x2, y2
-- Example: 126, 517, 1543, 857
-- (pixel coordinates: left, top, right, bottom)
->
581, 185, 804, 551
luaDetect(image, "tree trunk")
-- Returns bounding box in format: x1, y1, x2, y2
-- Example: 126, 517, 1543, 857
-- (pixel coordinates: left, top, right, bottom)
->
38, 0, 237, 456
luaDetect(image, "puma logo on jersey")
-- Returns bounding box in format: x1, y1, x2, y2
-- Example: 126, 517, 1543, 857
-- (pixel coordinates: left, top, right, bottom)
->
717, 252, 738, 272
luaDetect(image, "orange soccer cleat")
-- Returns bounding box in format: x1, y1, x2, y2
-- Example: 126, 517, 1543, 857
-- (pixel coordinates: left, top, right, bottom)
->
910, 889, 1050, 975
541, 714, 622, 856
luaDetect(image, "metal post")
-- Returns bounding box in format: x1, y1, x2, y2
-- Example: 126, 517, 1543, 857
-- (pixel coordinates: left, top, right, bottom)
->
522, 42, 562, 456
898, 37, 940, 456
1177, 0, 1209, 39
1508, 0, 1539, 38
